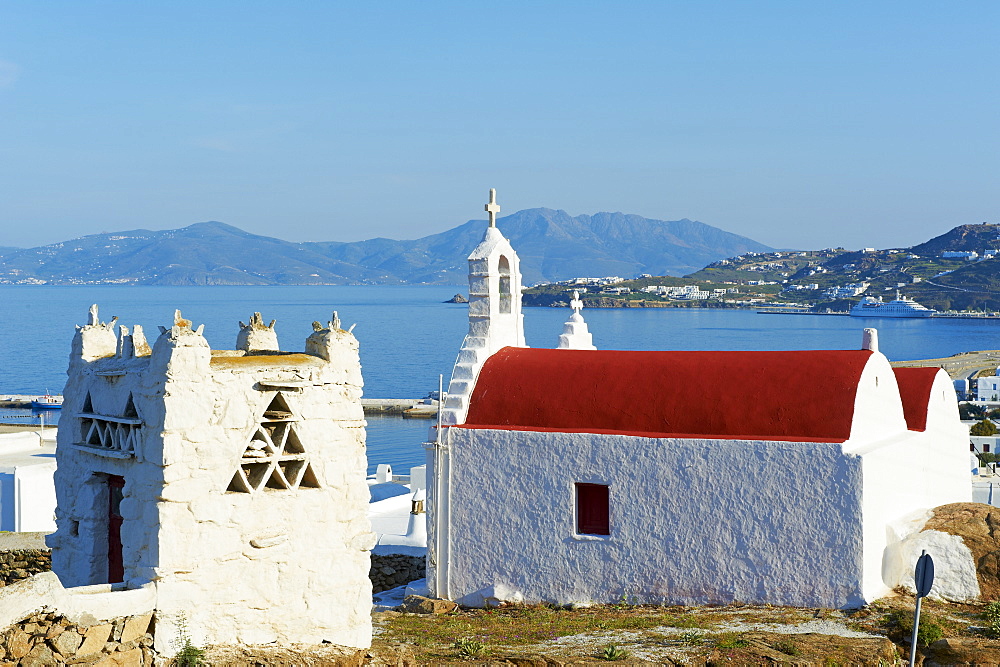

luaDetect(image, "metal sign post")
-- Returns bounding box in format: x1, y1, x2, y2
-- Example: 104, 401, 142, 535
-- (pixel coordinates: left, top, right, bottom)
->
909, 550, 935, 667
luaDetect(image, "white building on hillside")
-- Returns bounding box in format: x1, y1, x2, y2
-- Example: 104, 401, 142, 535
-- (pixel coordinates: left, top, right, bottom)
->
977, 369, 1000, 402
426, 191, 971, 610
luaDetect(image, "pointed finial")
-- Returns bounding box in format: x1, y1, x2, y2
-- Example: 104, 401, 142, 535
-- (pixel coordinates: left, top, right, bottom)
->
331, 311, 341, 331
117, 325, 133, 358
132, 325, 151, 356
570, 290, 583, 315
88, 304, 99, 326
485, 188, 500, 228
862, 328, 879, 353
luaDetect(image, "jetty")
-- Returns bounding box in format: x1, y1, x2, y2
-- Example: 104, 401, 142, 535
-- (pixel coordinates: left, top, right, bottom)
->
3, 395, 438, 418
757, 307, 1000, 319
0, 395, 47, 409
361, 399, 438, 418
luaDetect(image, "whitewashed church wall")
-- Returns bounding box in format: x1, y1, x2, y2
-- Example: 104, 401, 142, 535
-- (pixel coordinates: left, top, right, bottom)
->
843, 366, 971, 601
847, 353, 908, 443
440, 428, 867, 609
924, 369, 966, 432
858, 426, 972, 601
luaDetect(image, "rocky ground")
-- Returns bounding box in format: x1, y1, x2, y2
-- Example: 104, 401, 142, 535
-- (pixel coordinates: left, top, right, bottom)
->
199, 592, 1000, 665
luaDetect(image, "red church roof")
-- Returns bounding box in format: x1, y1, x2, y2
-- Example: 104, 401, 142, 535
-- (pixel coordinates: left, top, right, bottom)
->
461, 347, 877, 442
892, 367, 940, 432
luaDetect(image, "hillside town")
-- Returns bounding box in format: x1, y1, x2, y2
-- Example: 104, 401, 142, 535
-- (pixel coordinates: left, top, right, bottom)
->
523, 223, 1000, 315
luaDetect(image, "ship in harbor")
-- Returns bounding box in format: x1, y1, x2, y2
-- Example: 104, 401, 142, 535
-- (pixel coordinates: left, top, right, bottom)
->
850, 292, 936, 318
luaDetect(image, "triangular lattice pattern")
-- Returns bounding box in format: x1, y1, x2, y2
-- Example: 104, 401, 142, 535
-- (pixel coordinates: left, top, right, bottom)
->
228, 392, 320, 493
80, 419, 140, 455
76, 392, 143, 457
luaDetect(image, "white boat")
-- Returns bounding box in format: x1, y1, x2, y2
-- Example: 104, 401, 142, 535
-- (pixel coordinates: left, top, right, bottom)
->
850, 292, 936, 318
30, 394, 63, 409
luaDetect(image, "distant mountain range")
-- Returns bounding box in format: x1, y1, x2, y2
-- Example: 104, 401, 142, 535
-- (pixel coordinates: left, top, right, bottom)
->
0, 209, 773, 286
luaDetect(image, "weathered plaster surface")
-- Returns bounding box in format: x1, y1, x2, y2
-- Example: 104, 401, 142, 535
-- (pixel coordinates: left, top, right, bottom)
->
442, 428, 866, 608
47, 308, 374, 653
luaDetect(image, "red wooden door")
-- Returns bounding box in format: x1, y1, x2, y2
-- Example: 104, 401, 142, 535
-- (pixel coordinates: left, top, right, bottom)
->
107, 475, 124, 583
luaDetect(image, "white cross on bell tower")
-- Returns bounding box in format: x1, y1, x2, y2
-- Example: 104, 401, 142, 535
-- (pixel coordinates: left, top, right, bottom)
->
485, 188, 501, 227
439, 188, 525, 427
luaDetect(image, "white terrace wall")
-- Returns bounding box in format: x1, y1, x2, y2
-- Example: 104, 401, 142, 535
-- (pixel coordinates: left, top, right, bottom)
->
48, 309, 374, 653
439, 428, 867, 609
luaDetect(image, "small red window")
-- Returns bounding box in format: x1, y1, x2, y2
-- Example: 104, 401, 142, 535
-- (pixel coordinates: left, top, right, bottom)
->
576, 483, 610, 535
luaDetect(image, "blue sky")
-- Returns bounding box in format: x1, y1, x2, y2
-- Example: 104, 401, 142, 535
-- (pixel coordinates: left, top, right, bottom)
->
0, 2, 996, 250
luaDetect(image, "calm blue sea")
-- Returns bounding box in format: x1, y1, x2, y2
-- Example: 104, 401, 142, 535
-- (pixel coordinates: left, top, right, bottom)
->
2, 285, 999, 473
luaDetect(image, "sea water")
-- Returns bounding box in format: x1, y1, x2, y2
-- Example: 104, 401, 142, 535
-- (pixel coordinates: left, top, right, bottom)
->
3, 285, 1000, 473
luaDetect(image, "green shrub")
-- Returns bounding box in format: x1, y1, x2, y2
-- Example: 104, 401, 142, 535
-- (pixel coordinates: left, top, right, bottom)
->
775, 639, 801, 655
715, 632, 749, 649
678, 630, 704, 645
887, 609, 944, 646
982, 601, 1000, 638
960, 403, 986, 420
173, 614, 205, 667
454, 637, 487, 658
971, 419, 998, 436
599, 644, 630, 661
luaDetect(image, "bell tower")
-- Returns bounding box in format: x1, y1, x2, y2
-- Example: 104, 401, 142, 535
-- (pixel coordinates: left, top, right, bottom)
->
441, 189, 526, 425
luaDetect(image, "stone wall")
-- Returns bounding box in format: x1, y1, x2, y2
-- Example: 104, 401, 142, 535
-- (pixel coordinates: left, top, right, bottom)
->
0, 550, 50, 586
0, 610, 154, 665
49, 309, 375, 652
370, 554, 425, 593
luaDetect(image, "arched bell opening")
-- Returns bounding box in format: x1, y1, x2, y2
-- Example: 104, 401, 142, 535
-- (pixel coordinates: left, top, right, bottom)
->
498, 255, 512, 314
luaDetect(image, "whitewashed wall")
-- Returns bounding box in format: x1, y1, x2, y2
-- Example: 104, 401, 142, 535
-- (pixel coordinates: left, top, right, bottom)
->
865, 369, 972, 599
48, 311, 374, 654
439, 428, 867, 608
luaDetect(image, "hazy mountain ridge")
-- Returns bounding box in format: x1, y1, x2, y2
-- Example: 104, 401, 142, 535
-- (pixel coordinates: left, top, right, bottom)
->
0, 210, 773, 286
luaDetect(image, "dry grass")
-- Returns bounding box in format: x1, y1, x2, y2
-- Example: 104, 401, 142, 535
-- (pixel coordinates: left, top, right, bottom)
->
382, 603, 724, 648
373, 596, 998, 663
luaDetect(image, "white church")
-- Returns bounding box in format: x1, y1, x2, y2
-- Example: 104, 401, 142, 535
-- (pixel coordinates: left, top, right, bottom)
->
426, 190, 971, 609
